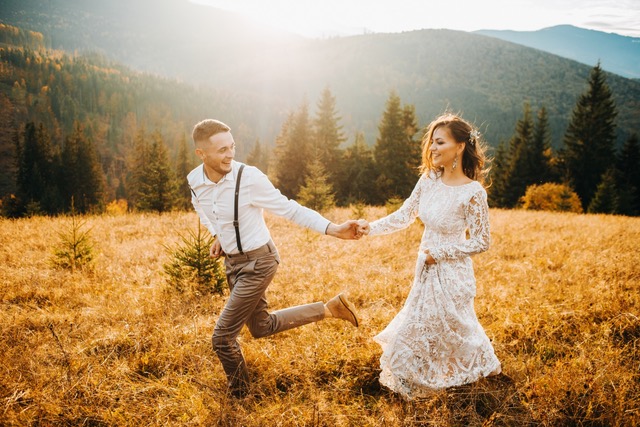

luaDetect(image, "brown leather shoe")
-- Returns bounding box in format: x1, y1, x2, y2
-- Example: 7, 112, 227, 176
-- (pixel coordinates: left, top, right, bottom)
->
326, 293, 359, 327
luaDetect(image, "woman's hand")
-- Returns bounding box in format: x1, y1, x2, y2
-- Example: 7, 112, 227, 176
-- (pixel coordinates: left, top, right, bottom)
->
356, 219, 370, 236
424, 250, 436, 265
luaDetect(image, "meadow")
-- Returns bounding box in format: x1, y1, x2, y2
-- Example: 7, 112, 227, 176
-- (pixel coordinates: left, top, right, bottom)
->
1, 207, 639, 426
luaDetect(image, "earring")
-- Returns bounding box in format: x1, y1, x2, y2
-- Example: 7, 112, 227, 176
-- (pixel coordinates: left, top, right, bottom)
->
452, 154, 458, 171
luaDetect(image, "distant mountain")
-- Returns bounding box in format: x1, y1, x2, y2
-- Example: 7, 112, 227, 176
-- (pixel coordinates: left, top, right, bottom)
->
1, 0, 639, 149
475, 25, 640, 79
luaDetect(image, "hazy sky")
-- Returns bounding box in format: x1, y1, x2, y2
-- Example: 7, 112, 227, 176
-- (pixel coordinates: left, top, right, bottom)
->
194, 0, 640, 38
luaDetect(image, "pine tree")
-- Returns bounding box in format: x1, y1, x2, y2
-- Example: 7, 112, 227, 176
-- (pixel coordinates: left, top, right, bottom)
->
126, 126, 149, 209
16, 122, 57, 214
272, 103, 313, 198
588, 169, 619, 214
337, 132, 378, 205
246, 139, 269, 173
312, 87, 345, 190
297, 156, 336, 214
531, 106, 555, 183
59, 122, 105, 214
498, 104, 558, 208
503, 103, 535, 207
163, 223, 227, 295
487, 140, 510, 208
137, 132, 178, 212
615, 133, 640, 216
561, 63, 618, 210
175, 133, 194, 210
374, 91, 420, 201
50, 202, 95, 272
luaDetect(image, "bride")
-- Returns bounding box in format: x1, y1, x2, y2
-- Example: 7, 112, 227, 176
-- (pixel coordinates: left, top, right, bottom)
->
358, 113, 501, 400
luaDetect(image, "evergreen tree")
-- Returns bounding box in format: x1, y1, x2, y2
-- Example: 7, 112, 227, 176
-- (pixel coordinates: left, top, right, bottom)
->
312, 87, 345, 190
246, 139, 269, 173
531, 106, 555, 183
16, 122, 58, 214
137, 132, 178, 212
403, 103, 421, 171
374, 91, 420, 201
272, 103, 313, 198
164, 223, 227, 295
588, 169, 618, 214
0, 95, 18, 200
270, 113, 293, 185
561, 63, 618, 210
615, 133, 640, 216
126, 126, 150, 209
337, 132, 378, 205
175, 133, 193, 210
497, 104, 557, 208
50, 204, 96, 272
503, 103, 535, 207
59, 122, 105, 213
487, 140, 510, 208
297, 156, 336, 214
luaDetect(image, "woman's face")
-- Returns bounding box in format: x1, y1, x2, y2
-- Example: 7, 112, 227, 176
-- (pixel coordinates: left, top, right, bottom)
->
429, 126, 463, 169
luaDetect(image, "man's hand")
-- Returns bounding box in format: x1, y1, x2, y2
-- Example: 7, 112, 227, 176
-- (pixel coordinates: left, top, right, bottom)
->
210, 240, 223, 258
326, 220, 363, 240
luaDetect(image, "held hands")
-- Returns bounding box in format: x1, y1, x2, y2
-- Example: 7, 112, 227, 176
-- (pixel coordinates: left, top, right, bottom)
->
326, 219, 370, 240
356, 219, 370, 236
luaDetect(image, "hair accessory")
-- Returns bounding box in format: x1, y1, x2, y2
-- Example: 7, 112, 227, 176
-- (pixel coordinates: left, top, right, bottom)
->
469, 129, 480, 145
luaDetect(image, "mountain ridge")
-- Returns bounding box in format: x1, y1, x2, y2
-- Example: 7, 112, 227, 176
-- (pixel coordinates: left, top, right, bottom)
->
475, 25, 640, 79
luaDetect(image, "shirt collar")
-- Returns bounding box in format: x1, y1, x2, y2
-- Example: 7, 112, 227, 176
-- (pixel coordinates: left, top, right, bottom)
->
202, 160, 238, 185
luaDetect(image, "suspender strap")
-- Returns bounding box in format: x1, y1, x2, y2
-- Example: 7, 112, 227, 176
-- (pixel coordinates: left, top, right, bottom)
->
233, 164, 245, 254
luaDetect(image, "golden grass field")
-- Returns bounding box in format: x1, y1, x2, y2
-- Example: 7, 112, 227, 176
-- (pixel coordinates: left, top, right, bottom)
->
1, 207, 639, 426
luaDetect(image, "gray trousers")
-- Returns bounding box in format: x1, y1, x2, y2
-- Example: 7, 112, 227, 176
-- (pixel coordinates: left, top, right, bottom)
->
214, 241, 326, 392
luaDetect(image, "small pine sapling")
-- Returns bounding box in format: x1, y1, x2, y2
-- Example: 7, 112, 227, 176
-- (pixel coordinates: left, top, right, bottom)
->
164, 223, 227, 295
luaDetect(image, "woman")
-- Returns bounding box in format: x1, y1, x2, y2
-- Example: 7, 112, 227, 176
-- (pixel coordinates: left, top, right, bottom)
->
359, 113, 501, 400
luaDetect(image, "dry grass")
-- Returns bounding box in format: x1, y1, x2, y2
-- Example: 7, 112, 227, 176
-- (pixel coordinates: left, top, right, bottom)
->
1, 208, 639, 426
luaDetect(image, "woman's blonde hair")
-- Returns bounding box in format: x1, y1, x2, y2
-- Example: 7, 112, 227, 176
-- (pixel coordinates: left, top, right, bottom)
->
420, 113, 490, 185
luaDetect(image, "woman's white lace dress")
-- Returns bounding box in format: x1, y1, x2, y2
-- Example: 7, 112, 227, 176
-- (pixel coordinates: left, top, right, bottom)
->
369, 171, 500, 400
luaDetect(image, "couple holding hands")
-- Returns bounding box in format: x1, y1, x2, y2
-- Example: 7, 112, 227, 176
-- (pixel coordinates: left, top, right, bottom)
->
188, 113, 501, 400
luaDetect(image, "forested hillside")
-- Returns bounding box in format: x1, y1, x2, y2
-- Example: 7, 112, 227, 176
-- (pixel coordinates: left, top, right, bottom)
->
1, 7, 639, 218
2, 0, 639, 148
0, 25, 269, 207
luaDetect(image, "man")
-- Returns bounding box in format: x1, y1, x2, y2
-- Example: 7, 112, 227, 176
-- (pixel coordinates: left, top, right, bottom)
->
188, 119, 360, 398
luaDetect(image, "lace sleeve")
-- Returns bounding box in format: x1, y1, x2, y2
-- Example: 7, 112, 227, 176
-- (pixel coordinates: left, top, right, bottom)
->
429, 189, 490, 261
369, 176, 424, 236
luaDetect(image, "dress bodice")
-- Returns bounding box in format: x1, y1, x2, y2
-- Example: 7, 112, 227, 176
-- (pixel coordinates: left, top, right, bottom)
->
369, 171, 490, 261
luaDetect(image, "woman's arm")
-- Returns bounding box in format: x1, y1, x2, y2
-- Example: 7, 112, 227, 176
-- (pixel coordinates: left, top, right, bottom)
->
428, 189, 490, 261
368, 175, 425, 236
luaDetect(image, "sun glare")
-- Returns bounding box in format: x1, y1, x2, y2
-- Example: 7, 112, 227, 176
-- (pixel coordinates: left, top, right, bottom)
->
192, 0, 640, 38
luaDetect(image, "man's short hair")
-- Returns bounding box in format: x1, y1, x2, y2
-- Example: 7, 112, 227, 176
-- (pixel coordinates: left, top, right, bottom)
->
192, 119, 231, 146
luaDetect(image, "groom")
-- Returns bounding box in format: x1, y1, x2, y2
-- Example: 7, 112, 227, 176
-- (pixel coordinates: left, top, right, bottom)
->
188, 119, 361, 398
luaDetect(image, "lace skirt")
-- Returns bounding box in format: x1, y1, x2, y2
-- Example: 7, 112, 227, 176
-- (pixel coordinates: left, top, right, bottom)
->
373, 252, 500, 400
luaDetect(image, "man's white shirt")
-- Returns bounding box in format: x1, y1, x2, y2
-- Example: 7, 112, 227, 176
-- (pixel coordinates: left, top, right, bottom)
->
188, 160, 330, 254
